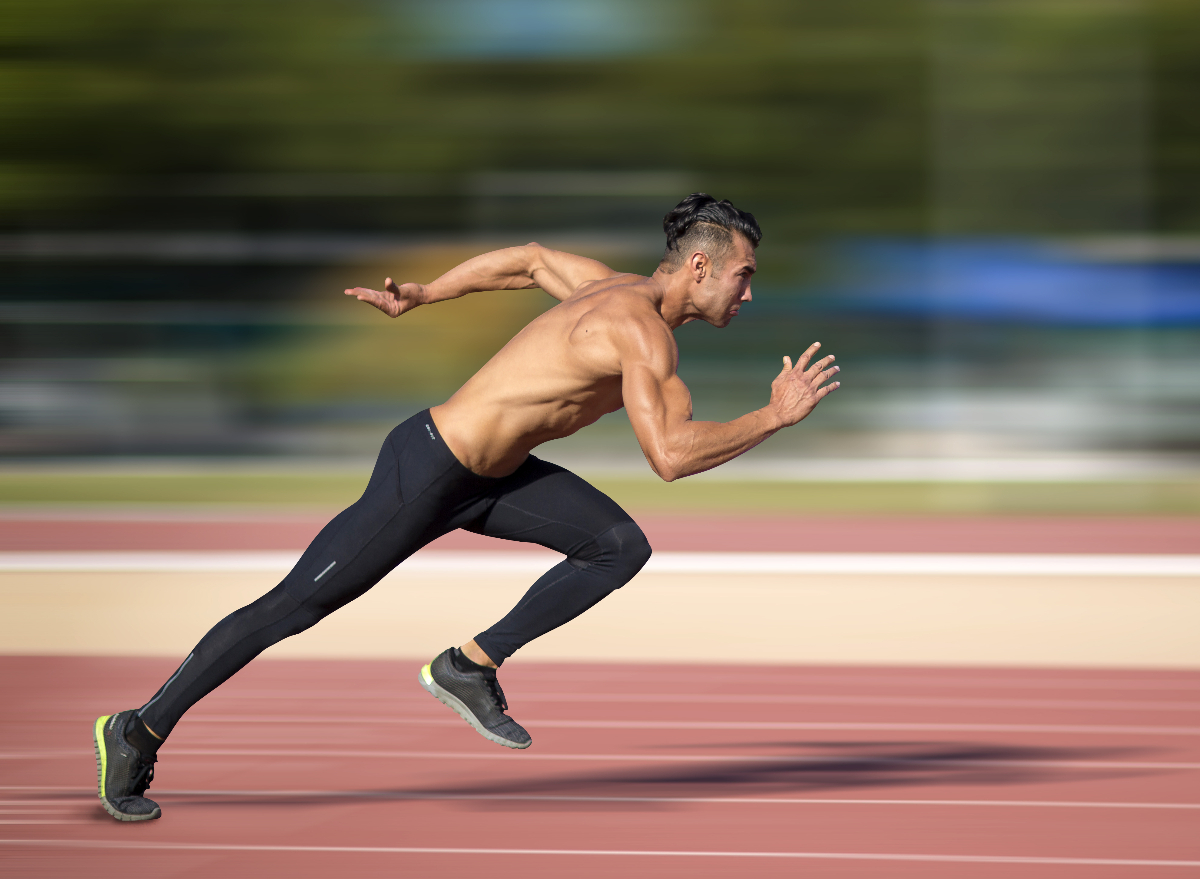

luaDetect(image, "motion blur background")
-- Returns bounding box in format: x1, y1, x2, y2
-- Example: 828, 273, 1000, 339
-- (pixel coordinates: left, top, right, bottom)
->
2, 0, 1200, 510
5, 8, 1200, 869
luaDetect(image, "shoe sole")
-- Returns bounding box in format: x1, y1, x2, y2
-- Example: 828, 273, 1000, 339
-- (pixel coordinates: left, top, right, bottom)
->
418, 664, 531, 750
93, 715, 161, 822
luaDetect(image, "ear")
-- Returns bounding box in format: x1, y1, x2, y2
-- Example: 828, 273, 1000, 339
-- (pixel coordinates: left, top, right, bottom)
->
689, 250, 709, 282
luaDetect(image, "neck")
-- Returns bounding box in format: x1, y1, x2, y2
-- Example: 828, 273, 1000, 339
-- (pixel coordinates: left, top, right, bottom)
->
650, 267, 701, 330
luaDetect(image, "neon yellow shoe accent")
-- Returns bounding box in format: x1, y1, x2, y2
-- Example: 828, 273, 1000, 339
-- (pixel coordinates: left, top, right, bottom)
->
94, 715, 110, 798
420, 664, 434, 686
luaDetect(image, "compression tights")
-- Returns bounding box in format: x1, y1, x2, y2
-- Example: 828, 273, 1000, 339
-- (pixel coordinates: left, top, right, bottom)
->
138, 411, 652, 739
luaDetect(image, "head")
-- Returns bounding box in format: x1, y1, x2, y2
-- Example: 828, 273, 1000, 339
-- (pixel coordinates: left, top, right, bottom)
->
658, 193, 761, 327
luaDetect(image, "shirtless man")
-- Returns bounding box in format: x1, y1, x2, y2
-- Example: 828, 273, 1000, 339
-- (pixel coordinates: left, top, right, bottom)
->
93, 193, 840, 822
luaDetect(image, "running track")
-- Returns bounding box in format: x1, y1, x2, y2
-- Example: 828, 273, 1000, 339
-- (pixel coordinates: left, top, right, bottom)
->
2, 513, 1199, 876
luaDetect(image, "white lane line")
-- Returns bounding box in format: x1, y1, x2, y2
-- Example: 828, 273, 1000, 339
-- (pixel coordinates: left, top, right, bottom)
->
1, 839, 1197, 867
5, 750, 1200, 771
172, 714, 1200, 736
108, 788, 1200, 811
417, 691, 1200, 712
205, 673, 1200, 694
0, 551, 302, 571
4, 550, 1200, 576
38, 691, 1200, 713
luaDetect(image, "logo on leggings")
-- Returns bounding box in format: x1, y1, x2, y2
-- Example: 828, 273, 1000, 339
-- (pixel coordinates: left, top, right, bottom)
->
426, 423, 436, 442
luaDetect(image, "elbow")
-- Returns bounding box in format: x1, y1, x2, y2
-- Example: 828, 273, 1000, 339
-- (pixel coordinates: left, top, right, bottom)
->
648, 451, 685, 483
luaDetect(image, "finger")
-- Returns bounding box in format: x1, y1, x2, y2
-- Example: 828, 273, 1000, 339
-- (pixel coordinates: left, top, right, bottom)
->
781, 355, 793, 372
385, 277, 399, 293
813, 364, 840, 385
796, 342, 820, 371
348, 288, 389, 309
806, 355, 835, 377
817, 380, 841, 398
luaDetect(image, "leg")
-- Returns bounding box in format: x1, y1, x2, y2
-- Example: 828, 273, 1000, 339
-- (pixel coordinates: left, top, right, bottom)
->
138, 416, 455, 739
467, 457, 652, 665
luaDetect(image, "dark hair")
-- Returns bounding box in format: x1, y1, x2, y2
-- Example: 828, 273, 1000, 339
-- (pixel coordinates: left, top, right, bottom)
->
659, 193, 761, 272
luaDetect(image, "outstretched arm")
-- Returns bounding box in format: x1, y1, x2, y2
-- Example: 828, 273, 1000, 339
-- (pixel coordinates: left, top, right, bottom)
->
345, 243, 623, 317
622, 328, 840, 482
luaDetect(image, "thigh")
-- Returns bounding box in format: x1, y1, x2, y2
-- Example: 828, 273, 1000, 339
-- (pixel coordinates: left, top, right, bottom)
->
282, 414, 463, 612
465, 457, 636, 558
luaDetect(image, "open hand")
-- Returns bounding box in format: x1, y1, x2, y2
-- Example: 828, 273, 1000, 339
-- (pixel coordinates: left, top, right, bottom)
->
768, 342, 841, 427
344, 278, 425, 318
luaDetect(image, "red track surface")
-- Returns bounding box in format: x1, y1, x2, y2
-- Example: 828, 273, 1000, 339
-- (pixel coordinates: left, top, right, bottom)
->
3, 514, 1199, 874
2, 656, 1199, 876
4, 512, 1198, 553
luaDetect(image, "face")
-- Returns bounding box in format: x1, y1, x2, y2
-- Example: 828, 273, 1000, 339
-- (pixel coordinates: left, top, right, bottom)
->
694, 233, 756, 328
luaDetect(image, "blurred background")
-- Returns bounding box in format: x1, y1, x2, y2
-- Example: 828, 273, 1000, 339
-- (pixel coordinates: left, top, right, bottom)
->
2, 0, 1200, 510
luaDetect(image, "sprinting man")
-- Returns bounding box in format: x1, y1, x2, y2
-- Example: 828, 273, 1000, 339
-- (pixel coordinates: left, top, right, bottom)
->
94, 193, 840, 821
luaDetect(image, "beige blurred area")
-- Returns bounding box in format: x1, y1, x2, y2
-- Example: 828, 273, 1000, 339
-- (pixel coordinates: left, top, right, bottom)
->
3, 568, 1199, 669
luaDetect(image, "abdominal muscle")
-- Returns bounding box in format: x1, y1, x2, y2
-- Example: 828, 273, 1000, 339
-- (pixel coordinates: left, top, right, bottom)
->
428, 294, 630, 477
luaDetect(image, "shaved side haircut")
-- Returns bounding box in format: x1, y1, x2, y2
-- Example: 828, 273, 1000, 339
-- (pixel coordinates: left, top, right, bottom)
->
659, 193, 762, 273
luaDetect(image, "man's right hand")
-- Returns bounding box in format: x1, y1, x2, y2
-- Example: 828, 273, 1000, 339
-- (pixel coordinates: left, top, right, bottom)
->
344, 278, 425, 318
768, 342, 841, 427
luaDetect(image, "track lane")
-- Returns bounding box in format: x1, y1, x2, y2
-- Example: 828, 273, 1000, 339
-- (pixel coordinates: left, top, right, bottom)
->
3, 657, 1200, 877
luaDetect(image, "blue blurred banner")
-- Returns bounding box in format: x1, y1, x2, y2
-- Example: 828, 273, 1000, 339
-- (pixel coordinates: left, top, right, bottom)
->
816, 240, 1200, 327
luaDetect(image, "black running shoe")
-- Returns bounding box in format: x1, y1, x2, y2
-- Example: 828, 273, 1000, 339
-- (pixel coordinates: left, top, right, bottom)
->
419, 648, 532, 749
93, 710, 161, 822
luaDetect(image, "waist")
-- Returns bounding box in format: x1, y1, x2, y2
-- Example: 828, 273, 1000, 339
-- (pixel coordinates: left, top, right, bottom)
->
428, 404, 532, 479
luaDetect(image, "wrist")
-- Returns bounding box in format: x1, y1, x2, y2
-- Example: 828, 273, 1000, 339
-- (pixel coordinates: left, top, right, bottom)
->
758, 404, 785, 434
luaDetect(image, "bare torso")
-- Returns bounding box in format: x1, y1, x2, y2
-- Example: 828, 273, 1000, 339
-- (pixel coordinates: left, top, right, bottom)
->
346, 239, 837, 483
431, 273, 666, 476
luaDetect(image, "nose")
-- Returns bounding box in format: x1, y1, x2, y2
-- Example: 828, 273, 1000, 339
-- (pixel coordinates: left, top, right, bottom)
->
742, 286, 752, 302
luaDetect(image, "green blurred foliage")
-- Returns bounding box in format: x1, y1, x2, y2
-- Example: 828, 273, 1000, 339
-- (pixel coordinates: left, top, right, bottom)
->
1, 0, 929, 236
931, 0, 1148, 234
1151, 0, 1200, 230
4, 0, 1198, 237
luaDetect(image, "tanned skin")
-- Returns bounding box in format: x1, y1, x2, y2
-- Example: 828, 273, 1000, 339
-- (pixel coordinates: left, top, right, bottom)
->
346, 234, 840, 666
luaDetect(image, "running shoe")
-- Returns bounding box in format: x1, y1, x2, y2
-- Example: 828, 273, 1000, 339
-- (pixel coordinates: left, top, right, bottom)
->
419, 648, 532, 749
93, 710, 161, 821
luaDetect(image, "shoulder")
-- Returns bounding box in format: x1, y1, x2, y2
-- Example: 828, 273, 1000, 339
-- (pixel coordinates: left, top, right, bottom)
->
585, 284, 675, 370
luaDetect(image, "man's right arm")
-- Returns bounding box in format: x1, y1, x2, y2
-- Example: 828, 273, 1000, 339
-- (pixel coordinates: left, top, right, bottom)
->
345, 244, 622, 317
621, 321, 840, 481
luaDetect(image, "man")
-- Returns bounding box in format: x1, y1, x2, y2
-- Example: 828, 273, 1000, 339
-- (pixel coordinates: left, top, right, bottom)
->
94, 193, 840, 821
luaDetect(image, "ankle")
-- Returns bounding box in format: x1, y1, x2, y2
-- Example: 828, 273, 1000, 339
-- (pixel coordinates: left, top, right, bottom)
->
458, 640, 499, 669
453, 646, 497, 673
124, 715, 163, 757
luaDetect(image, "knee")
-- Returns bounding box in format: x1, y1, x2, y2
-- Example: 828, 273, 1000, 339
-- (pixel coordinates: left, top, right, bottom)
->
593, 520, 652, 585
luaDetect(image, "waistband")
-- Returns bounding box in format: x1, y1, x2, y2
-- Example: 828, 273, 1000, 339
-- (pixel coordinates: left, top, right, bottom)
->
400, 408, 510, 486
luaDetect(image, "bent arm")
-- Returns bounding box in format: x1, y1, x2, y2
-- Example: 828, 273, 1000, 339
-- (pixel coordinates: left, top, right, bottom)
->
622, 329, 840, 482
421, 243, 619, 303
346, 244, 621, 317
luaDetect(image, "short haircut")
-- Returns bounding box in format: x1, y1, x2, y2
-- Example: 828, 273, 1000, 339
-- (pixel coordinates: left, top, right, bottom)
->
659, 193, 762, 273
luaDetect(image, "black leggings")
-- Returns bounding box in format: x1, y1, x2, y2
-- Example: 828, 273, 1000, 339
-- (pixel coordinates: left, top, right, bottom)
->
139, 411, 651, 738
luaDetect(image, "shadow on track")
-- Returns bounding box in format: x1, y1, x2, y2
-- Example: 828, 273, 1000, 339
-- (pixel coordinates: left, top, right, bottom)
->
155, 740, 1166, 812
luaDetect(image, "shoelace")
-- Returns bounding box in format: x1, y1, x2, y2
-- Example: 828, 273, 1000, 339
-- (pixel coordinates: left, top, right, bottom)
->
128, 756, 156, 797
483, 675, 509, 712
